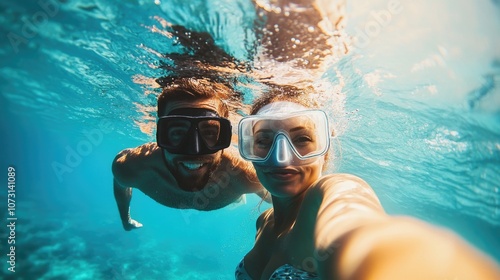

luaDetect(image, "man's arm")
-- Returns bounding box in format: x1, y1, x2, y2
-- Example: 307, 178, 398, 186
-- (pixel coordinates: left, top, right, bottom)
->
113, 179, 142, 231
112, 151, 143, 231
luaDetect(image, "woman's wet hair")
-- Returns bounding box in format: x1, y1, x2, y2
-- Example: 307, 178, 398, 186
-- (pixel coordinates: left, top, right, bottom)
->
157, 77, 239, 118
250, 84, 319, 115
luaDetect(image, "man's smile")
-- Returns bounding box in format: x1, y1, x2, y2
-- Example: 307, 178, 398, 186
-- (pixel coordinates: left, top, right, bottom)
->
180, 161, 206, 170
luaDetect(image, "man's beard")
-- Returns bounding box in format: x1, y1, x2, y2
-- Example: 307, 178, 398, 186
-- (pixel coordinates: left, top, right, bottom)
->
166, 155, 222, 192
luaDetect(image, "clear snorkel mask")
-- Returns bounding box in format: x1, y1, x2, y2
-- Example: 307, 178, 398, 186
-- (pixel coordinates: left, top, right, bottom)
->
238, 102, 331, 166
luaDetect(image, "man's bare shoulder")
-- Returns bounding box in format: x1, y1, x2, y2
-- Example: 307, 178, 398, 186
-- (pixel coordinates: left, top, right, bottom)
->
219, 146, 263, 192
112, 142, 161, 182
223, 146, 258, 174
221, 145, 243, 162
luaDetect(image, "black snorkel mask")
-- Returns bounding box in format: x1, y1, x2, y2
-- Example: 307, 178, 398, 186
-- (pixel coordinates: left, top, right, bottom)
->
156, 108, 232, 155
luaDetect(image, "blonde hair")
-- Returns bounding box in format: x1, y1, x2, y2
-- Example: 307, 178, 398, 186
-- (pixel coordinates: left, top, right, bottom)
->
250, 84, 320, 115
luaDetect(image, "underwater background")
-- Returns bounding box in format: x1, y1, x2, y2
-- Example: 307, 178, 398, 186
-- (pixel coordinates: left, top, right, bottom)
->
1, 0, 499, 279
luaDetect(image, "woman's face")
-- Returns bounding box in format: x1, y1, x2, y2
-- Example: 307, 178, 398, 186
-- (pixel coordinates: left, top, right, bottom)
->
251, 114, 325, 197
253, 155, 324, 198
244, 101, 329, 197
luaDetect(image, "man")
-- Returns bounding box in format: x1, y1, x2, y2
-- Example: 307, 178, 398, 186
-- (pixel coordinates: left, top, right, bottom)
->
112, 77, 266, 231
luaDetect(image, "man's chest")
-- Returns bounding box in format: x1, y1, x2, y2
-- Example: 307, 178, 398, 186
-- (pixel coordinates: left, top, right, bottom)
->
137, 172, 242, 211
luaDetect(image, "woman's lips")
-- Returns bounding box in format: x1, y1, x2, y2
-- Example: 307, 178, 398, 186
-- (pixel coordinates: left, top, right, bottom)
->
264, 168, 300, 180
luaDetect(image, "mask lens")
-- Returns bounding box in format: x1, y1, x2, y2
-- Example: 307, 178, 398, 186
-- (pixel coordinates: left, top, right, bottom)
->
253, 130, 274, 158
165, 119, 191, 147
238, 110, 329, 162
198, 119, 221, 148
287, 116, 321, 157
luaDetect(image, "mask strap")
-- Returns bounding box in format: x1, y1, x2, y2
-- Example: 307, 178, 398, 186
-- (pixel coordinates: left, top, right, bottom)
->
256, 101, 308, 116
168, 108, 219, 117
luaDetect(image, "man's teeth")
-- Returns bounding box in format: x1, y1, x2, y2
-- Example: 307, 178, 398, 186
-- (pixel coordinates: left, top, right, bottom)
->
181, 162, 204, 170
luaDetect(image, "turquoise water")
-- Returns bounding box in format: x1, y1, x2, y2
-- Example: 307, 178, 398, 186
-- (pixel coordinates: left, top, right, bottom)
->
1, 0, 499, 279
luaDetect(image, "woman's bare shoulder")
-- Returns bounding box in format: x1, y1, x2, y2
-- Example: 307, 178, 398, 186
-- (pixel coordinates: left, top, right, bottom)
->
256, 209, 273, 230
311, 173, 377, 196
303, 173, 385, 227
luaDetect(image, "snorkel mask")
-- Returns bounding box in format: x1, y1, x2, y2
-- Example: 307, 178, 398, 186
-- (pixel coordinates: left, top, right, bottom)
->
157, 108, 232, 155
238, 102, 330, 166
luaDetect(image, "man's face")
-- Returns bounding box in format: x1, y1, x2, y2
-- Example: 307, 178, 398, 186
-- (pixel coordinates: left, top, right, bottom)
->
161, 98, 224, 192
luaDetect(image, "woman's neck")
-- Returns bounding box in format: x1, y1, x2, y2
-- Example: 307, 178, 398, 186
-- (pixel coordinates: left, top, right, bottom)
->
271, 193, 307, 235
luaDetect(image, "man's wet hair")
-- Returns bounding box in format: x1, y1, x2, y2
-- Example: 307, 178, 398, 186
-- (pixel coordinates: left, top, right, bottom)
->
157, 77, 237, 118
154, 22, 250, 120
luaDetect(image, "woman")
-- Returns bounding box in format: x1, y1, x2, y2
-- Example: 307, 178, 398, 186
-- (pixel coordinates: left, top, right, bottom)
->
235, 86, 500, 279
